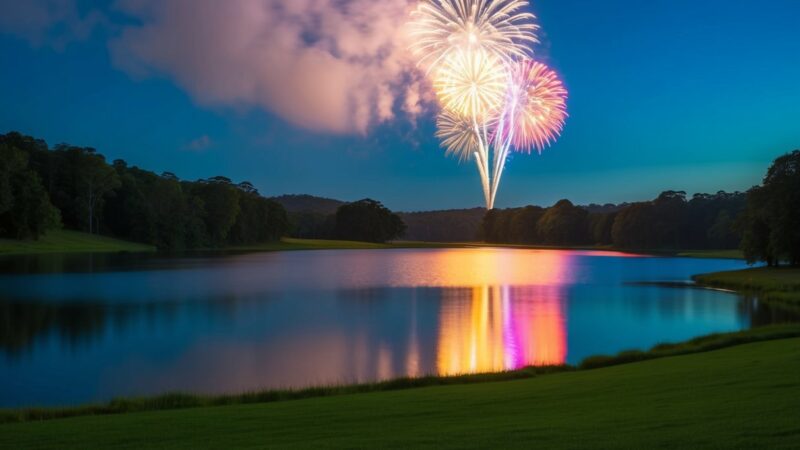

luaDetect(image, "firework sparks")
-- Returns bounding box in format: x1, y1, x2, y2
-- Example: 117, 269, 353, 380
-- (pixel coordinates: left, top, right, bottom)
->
506, 60, 568, 153
407, 0, 566, 209
433, 49, 507, 120
436, 109, 481, 161
409, 0, 539, 72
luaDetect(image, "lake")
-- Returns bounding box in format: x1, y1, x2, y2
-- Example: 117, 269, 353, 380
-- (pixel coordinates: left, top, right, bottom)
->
0, 248, 790, 407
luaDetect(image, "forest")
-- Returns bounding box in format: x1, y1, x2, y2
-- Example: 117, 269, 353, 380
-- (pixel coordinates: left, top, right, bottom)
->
0, 132, 288, 249
2, 131, 797, 264
480, 191, 745, 250
0, 132, 406, 248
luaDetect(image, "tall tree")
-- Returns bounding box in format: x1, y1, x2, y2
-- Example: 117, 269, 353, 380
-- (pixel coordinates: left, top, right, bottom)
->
334, 199, 405, 243
741, 150, 800, 266
537, 200, 590, 245
0, 144, 60, 239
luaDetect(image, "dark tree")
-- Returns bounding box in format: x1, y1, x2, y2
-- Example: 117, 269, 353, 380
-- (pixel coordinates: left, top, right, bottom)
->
0, 144, 60, 239
588, 211, 616, 245
192, 177, 241, 247
334, 199, 406, 243
740, 150, 800, 266
510, 206, 545, 244
537, 200, 590, 245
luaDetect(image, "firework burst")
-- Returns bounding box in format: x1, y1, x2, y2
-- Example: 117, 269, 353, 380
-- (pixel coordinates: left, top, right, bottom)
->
409, 0, 539, 71
407, 0, 567, 209
433, 48, 507, 120
435, 110, 481, 161
505, 60, 568, 153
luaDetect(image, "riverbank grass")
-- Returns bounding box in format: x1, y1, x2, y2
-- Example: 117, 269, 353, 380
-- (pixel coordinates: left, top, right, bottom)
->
3, 323, 798, 423
0, 230, 155, 255
1, 334, 798, 449
694, 266, 800, 308
228, 238, 465, 252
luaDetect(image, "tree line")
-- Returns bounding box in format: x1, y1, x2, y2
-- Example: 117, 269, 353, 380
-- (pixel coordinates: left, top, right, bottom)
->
278, 198, 406, 243
0, 132, 289, 249
479, 191, 746, 250
0, 131, 407, 247
479, 150, 800, 267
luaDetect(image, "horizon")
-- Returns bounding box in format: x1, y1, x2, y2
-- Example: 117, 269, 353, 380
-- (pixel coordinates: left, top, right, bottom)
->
1, 0, 798, 210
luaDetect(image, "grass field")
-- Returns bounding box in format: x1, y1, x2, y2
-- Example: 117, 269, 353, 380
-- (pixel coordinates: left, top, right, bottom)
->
228, 237, 462, 252
677, 249, 744, 259
2, 336, 798, 449
0, 230, 746, 260
0, 230, 155, 255
694, 266, 800, 308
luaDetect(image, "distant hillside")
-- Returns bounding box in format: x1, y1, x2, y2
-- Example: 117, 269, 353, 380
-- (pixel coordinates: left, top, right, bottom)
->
398, 208, 485, 242
271, 194, 345, 214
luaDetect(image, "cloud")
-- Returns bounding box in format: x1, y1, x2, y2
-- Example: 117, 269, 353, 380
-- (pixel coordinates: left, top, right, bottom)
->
0, 0, 106, 49
108, 0, 428, 135
182, 135, 213, 152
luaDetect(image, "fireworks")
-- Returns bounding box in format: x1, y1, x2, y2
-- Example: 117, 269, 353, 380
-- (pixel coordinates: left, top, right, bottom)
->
506, 60, 568, 153
433, 49, 507, 120
408, 0, 568, 209
409, 0, 539, 71
436, 109, 481, 161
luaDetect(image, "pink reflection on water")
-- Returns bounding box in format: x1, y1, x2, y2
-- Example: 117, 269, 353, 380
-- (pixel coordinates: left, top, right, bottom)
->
436, 285, 568, 375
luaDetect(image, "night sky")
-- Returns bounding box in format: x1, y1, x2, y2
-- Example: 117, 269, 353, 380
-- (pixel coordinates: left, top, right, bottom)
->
1, 0, 798, 211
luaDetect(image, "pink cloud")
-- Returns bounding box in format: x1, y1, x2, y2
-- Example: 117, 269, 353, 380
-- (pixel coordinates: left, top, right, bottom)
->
108, 0, 429, 135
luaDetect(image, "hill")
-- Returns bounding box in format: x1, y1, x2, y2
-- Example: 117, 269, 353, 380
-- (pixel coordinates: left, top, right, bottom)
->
270, 194, 345, 214
398, 208, 485, 242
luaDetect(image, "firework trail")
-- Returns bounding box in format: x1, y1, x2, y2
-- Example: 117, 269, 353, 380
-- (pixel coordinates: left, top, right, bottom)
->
490, 60, 568, 207
408, 0, 567, 209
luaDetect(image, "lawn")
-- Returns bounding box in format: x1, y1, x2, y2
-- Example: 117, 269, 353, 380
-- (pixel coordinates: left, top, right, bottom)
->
677, 249, 744, 259
694, 266, 800, 308
2, 336, 798, 449
228, 237, 462, 252
0, 229, 154, 255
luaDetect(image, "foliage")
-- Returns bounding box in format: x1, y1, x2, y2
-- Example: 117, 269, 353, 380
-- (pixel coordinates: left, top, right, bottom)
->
537, 199, 590, 245
0, 132, 290, 250
334, 199, 406, 243
740, 150, 800, 266
398, 208, 485, 242
0, 143, 60, 239
480, 190, 746, 250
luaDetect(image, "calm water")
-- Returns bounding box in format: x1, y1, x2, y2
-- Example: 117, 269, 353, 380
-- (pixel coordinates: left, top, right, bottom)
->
0, 248, 789, 407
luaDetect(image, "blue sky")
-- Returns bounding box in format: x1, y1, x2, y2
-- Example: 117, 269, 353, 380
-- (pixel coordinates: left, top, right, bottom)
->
1, 0, 798, 211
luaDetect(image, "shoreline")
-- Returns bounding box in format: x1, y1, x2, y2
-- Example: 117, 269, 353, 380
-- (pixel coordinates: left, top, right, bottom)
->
3, 322, 798, 424
1, 231, 746, 260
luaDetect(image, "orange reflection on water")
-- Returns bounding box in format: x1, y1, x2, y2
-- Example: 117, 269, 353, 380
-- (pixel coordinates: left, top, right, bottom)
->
437, 285, 567, 375
381, 248, 578, 287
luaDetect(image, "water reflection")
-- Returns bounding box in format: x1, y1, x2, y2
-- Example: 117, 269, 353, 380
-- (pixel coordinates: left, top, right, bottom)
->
0, 248, 792, 407
438, 286, 567, 375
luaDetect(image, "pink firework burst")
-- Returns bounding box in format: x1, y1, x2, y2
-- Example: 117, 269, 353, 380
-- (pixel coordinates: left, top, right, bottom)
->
505, 60, 568, 153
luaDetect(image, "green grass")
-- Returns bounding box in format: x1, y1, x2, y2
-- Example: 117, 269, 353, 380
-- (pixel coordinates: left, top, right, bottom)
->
2, 324, 798, 420
0, 230, 154, 255
2, 334, 798, 449
677, 249, 744, 259
228, 237, 466, 252
694, 267, 800, 309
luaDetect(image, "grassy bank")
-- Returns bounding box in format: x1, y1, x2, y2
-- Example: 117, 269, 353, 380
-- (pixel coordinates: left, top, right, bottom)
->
3, 323, 798, 425
2, 334, 798, 449
228, 238, 462, 252
677, 249, 744, 259
0, 230, 155, 255
0, 231, 744, 259
694, 267, 800, 308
